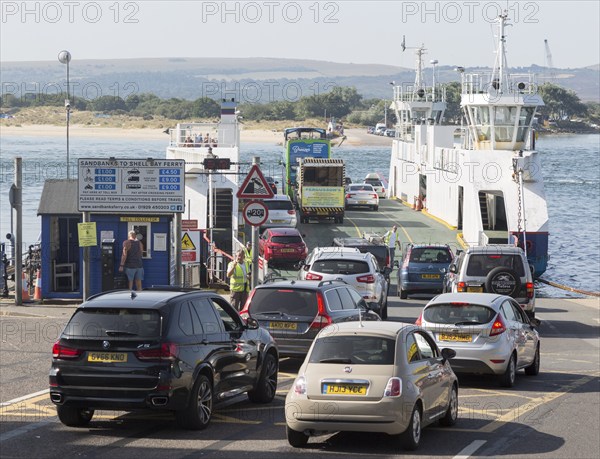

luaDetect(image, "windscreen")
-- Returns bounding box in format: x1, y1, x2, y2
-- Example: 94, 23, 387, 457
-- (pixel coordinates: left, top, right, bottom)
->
410, 247, 452, 263
312, 260, 369, 275
309, 335, 396, 364
349, 185, 374, 192
271, 236, 302, 244
423, 304, 496, 325
249, 288, 317, 316
265, 200, 293, 211
63, 308, 162, 338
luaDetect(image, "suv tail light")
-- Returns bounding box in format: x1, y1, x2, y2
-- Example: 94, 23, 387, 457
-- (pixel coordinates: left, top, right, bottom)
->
457, 281, 467, 292
372, 193, 378, 199
383, 377, 402, 397
135, 342, 178, 361
415, 312, 423, 326
287, 209, 296, 215
305, 272, 323, 281
356, 274, 375, 283
310, 292, 332, 329
52, 342, 82, 359
526, 282, 534, 299
490, 313, 507, 336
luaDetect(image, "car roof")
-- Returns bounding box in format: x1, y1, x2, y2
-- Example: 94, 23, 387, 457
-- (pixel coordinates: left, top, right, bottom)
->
255, 279, 348, 290
266, 227, 303, 236
317, 320, 418, 339
263, 195, 291, 202
408, 244, 451, 249
365, 173, 379, 179
333, 237, 382, 248
313, 250, 371, 261
311, 246, 362, 256
466, 245, 524, 254
349, 184, 374, 189
79, 289, 210, 309
425, 292, 507, 307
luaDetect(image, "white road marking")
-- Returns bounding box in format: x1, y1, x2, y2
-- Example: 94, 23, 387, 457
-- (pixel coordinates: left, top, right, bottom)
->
453, 440, 487, 458
0, 389, 49, 407
0, 418, 55, 443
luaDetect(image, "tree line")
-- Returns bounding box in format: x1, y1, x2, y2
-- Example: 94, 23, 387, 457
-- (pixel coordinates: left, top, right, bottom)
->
0, 83, 595, 125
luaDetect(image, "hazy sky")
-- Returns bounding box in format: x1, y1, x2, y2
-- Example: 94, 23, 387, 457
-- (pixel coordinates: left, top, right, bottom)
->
1, 1, 599, 68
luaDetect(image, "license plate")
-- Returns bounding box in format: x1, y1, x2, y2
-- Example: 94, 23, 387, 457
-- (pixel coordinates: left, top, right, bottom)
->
439, 333, 472, 342
422, 274, 440, 279
358, 201, 368, 204
269, 321, 297, 330
467, 286, 484, 293
272, 220, 284, 223
323, 384, 367, 395
280, 248, 295, 253
88, 352, 128, 363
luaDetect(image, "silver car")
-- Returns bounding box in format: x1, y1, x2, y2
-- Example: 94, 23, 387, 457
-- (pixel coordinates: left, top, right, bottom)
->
285, 321, 458, 450
261, 195, 297, 229
299, 247, 391, 319
345, 184, 379, 210
418, 292, 541, 387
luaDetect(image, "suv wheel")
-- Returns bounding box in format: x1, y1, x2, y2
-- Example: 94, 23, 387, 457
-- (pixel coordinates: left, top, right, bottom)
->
248, 353, 278, 403
57, 406, 94, 427
485, 267, 522, 297
176, 374, 213, 430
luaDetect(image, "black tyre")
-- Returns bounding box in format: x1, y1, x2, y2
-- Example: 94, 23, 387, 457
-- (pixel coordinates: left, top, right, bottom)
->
525, 345, 540, 376
56, 406, 94, 427
248, 353, 278, 403
286, 425, 309, 447
499, 354, 517, 388
338, 217, 344, 224
373, 205, 379, 211
176, 374, 213, 430
399, 404, 422, 450
439, 385, 458, 426
485, 267, 521, 297
400, 288, 408, 300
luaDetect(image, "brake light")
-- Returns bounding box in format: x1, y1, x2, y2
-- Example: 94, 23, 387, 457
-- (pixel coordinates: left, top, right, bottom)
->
305, 272, 323, 281
356, 274, 375, 283
372, 194, 378, 199
415, 312, 422, 326
381, 188, 385, 194
490, 313, 506, 336
135, 342, 178, 361
526, 282, 534, 299
345, 194, 353, 199
310, 292, 332, 329
450, 302, 470, 306
293, 376, 306, 395
287, 209, 296, 215
383, 377, 402, 397
52, 342, 82, 359
457, 281, 467, 292
489, 255, 502, 259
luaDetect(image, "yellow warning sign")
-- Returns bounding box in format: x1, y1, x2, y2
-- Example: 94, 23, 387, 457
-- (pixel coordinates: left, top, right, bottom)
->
181, 233, 196, 250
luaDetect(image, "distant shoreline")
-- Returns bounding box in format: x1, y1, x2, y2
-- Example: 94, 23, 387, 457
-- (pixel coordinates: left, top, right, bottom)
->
0, 124, 394, 147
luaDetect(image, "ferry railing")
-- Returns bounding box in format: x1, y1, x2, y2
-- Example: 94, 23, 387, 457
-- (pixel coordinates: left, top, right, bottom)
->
462, 72, 538, 96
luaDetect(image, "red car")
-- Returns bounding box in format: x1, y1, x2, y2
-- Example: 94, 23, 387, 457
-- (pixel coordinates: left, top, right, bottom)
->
259, 228, 308, 264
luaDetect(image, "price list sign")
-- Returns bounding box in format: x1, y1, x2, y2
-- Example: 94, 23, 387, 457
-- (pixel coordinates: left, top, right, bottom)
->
78, 158, 185, 213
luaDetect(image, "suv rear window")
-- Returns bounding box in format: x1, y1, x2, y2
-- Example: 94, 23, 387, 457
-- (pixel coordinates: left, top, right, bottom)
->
423, 304, 496, 325
312, 260, 370, 275
365, 179, 382, 187
309, 335, 395, 364
264, 200, 293, 211
466, 254, 525, 277
249, 288, 317, 316
63, 308, 161, 338
271, 236, 302, 244
410, 248, 452, 263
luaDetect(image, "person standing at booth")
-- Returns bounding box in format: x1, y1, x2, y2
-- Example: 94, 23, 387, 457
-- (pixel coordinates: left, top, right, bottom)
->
119, 230, 144, 290
227, 249, 250, 311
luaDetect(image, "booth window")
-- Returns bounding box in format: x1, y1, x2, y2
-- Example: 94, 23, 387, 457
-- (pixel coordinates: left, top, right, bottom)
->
132, 224, 151, 257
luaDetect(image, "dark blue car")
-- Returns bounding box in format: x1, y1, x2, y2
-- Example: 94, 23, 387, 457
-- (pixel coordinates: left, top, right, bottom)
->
397, 244, 453, 299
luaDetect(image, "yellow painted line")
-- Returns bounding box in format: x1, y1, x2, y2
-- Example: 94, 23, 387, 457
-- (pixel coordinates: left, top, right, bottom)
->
345, 216, 363, 238
461, 388, 536, 399
212, 414, 261, 425
459, 393, 538, 401
458, 407, 512, 416
278, 372, 297, 378
422, 209, 458, 230
478, 374, 597, 433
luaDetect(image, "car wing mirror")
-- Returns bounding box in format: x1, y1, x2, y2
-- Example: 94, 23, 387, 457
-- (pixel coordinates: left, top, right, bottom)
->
449, 264, 457, 274
440, 347, 456, 363
245, 316, 260, 330
383, 266, 393, 276
529, 318, 541, 328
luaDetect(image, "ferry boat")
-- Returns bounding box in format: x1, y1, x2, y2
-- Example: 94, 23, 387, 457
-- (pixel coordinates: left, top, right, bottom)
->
387, 13, 549, 277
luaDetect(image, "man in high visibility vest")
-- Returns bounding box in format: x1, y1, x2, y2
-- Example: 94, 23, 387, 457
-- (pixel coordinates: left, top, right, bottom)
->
243, 241, 253, 267
227, 249, 250, 311
383, 225, 400, 267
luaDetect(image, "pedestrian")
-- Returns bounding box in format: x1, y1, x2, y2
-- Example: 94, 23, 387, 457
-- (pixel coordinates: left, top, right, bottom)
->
243, 241, 253, 267
383, 225, 400, 267
119, 230, 144, 290
227, 249, 250, 311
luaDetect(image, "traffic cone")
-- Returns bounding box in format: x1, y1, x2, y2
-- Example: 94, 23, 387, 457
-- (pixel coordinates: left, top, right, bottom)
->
21, 272, 30, 301
33, 269, 42, 300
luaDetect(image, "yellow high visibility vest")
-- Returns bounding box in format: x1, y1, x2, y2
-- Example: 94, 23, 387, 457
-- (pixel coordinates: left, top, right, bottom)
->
228, 261, 249, 292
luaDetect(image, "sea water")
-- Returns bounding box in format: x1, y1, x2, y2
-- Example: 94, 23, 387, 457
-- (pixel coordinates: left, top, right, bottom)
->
1, 133, 598, 296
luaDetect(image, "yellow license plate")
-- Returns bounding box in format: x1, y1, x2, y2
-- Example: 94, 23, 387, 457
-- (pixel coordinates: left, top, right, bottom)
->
324, 384, 367, 395
358, 201, 368, 204
439, 333, 472, 342
269, 321, 297, 330
467, 286, 484, 293
88, 352, 128, 363
422, 274, 440, 279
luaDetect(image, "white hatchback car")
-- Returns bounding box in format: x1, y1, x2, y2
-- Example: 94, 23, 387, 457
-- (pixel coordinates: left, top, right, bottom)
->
261, 195, 297, 229
417, 292, 541, 387
299, 247, 391, 319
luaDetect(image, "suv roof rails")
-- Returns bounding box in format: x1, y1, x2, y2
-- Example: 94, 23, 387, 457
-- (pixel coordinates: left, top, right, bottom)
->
144, 285, 204, 292
317, 279, 349, 287
262, 276, 292, 284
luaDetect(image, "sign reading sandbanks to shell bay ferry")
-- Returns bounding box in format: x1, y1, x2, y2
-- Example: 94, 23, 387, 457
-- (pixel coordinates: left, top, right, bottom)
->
78, 158, 185, 213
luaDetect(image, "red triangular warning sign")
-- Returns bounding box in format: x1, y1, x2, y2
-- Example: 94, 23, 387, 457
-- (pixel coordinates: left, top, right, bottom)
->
236, 164, 275, 199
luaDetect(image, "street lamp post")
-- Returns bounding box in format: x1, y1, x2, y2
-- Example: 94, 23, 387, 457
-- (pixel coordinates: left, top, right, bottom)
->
58, 50, 71, 179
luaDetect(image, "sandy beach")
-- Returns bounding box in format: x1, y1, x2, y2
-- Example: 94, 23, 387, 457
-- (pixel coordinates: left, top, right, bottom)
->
0, 124, 392, 147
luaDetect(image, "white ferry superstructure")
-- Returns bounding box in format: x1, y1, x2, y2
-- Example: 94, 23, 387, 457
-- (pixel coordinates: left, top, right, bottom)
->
387, 14, 549, 276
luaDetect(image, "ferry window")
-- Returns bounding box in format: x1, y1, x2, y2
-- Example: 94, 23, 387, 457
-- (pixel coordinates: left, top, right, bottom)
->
516, 107, 535, 142
494, 107, 518, 142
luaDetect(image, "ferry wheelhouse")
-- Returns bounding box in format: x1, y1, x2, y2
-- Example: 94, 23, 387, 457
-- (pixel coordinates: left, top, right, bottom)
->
387, 14, 549, 276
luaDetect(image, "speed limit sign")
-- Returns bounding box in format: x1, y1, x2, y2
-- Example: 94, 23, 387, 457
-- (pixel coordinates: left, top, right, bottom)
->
243, 200, 269, 227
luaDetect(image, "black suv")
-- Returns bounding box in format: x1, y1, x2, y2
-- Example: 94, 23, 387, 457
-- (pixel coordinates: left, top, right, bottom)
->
332, 237, 389, 271
49, 288, 279, 429
240, 279, 380, 357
